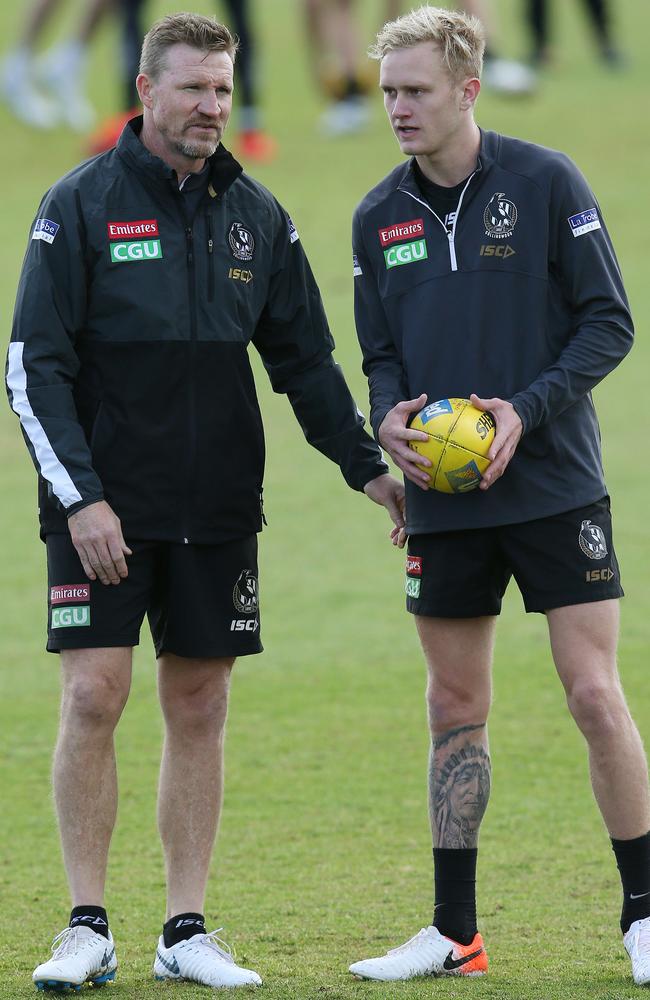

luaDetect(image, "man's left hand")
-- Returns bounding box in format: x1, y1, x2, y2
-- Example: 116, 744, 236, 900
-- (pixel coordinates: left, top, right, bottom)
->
470, 394, 523, 490
363, 473, 406, 535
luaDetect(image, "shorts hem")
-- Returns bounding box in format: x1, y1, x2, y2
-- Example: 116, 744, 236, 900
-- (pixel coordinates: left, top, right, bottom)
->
47, 635, 141, 653
154, 642, 264, 659
525, 587, 624, 614
406, 601, 501, 618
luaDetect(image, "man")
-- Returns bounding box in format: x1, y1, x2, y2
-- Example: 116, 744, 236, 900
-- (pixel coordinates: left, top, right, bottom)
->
6, 13, 403, 991
348, 5, 650, 986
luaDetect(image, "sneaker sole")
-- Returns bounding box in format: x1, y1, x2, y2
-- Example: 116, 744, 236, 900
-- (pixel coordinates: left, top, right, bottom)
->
34, 970, 116, 991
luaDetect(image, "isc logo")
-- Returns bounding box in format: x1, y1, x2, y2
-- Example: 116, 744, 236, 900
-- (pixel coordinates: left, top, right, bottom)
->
230, 619, 259, 631
585, 568, 614, 582
480, 244, 516, 258
228, 267, 253, 283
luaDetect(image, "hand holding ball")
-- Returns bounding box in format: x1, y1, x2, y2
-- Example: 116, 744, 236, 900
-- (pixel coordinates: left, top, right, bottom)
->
408, 398, 495, 493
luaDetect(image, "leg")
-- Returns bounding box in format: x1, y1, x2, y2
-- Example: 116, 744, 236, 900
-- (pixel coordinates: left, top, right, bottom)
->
54, 648, 132, 905
548, 600, 650, 840
157, 654, 234, 918
419, 616, 494, 848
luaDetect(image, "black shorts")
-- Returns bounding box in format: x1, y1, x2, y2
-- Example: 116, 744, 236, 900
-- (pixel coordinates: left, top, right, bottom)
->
405, 496, 623, 617
46, 535, 263, 658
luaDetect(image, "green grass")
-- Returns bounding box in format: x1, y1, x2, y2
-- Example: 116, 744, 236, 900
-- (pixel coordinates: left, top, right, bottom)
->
1, 1, 649, 998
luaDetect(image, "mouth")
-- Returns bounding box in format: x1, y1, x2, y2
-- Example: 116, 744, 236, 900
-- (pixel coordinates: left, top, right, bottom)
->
395, 125, 418, 139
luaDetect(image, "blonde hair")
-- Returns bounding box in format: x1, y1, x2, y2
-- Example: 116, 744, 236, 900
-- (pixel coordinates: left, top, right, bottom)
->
139, 12, 238, 80
369, 5, 485, 81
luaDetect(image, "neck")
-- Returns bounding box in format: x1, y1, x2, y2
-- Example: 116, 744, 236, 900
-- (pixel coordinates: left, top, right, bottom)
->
415, 120, 481, 187
139, 115, 207, 184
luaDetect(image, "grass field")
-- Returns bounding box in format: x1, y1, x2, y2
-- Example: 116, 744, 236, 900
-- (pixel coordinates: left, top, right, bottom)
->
1, 1, 649, 998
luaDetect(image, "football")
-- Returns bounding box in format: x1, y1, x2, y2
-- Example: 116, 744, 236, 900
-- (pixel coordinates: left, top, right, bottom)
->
409, 398, 496, 494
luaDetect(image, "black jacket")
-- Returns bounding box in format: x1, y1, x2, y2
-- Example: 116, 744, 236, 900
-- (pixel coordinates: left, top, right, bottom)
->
7, 118, 387, 542
353, 129, 633, 533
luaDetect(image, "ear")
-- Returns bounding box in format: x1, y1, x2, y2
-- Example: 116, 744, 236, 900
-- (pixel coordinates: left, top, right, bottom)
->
459, 77, 481, 111
136, 72, 153, 109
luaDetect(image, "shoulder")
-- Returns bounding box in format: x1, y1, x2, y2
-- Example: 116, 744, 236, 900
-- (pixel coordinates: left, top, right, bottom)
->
487, 130, 586, 192
354, 161, 410, 221
40, 149, 122, 215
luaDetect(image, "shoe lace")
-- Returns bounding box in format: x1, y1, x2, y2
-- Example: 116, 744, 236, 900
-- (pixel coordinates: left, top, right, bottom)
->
50, 927, 80, 958
387, 928, 430, 956
195, 928, 236, 965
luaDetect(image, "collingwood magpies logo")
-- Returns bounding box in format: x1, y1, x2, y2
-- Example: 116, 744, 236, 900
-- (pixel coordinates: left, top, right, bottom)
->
228, 221, 255, 261
578, 520, 608, 560
483, 192, 518, 239
233, 569, 258, 614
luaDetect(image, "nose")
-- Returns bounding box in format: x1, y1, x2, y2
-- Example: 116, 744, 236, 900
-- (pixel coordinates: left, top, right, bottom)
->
391, 94, 410, 120
197, 91, 221, 117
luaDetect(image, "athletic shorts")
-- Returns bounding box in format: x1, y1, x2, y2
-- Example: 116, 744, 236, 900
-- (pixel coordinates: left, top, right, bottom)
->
46, 534, 262, 658
405, 496, 623, 617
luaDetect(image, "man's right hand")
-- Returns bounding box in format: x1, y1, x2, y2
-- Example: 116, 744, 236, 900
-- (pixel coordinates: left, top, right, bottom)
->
378, 394, 431, 489
68, 501, 132, 585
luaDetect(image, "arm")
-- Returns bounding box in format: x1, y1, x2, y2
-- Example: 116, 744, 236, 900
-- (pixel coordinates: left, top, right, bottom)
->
6, 186, 130, 583
252, 202, 404, 526
474, 157, 633, 490
509, 156, 633, 434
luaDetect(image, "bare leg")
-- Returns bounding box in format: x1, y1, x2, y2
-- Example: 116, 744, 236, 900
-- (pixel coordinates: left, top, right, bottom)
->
54, 648, 132, 905
548, 600, 650, 839
417, 616, 495, 847
77, 0, 115, 46
19, 0, 66, 48
157, 654, 234, 918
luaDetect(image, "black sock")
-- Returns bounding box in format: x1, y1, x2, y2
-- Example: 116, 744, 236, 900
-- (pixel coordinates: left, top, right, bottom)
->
163, 912, 206, 948
69, 905, 110, 939
433, 847, 478, 945
612, 832, 650, 933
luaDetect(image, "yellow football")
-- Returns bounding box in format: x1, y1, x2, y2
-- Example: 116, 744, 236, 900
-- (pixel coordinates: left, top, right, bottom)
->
409, 398, 496, 494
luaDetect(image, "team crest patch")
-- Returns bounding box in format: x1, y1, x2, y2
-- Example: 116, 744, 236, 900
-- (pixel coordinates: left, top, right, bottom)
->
483, 193, 518, 239
579, 519, 608, 560
229, 221, 255, 261
233, 569, 258, 614
32, 218, 60, 244
568, 208, 601, 238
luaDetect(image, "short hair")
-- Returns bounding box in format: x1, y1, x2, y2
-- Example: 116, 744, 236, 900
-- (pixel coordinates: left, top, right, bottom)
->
369, 5, 485, 82
139, 12, 238, 80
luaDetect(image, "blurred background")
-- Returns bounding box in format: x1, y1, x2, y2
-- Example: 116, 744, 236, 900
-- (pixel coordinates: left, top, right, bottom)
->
1, 3, 648, 998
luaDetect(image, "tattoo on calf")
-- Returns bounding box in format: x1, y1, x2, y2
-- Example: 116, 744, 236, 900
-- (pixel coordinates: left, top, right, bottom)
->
429, 724, 491, 849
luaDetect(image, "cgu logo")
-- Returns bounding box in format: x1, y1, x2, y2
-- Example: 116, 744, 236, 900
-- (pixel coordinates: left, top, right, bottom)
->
384, 239, 428, 270
110, 239, 163, 263
52, 605, 90, 628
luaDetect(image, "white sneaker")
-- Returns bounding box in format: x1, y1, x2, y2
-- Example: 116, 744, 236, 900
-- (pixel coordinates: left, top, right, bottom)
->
482, 58, 537, 96
36, 42, 96, 131
0, 49, 59, 129
624, 916, 650, 985
153, 929, 262, 988
320, 96, 370, 136
349, 925, 488, 981
33, 926, 117, 991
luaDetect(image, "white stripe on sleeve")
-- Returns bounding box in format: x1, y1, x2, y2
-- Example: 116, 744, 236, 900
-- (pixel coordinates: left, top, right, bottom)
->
6, 341, 83, 508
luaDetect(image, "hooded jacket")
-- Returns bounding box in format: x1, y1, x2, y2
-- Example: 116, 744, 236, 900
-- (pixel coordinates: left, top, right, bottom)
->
7, 118, 387, 542
353, 129, 633, 533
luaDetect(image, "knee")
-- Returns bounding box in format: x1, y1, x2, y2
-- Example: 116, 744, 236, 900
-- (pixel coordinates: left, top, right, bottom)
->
62, 672, 128, 730
566, 676, 628, 740
426, 676, 490, 735
161, 664, 232, 734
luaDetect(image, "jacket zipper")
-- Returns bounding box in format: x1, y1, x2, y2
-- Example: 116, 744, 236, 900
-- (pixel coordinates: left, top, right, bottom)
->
400, 171, 476, 272
207, 213, 215, 302
184, 223, 198, 544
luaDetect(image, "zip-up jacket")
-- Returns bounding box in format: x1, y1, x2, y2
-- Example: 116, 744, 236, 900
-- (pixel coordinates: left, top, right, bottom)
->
353, 129, 633, 533
7, 118, 387, 542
